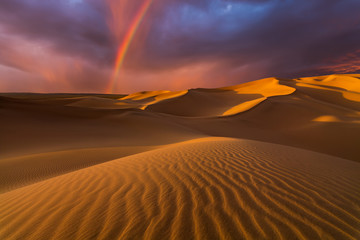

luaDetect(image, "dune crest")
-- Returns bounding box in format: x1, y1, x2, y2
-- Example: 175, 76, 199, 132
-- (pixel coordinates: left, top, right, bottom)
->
222, 77, 296, 97
0, 145, 157, 193
1, 138, 359, 239
1, 74, 360, 239
222, 97, 267, 116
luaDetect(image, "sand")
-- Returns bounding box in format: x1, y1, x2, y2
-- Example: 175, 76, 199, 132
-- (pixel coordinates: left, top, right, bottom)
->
0, 74, 359, 239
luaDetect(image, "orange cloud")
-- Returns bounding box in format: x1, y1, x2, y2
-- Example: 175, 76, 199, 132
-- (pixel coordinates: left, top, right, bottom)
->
318, 50, 360, 74
0, 27, 110, 93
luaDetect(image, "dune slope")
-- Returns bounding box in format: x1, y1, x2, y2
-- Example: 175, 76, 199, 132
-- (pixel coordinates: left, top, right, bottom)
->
1, 138, 359, 240
1, 74, 360, 240
0, 145, 157, 193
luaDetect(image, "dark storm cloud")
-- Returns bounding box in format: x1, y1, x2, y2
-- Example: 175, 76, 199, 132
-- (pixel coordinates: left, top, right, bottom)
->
0, 0, 113, 66
1, 0, 359, 74
0, 0, 359, 92
139, 0, 360, 78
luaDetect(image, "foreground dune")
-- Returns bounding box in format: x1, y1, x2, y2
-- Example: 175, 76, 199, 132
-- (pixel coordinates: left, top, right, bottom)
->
1, 74, 359, 161
0, 145, 158, 193
1, 138, 359, 239
0, 74, 359, 239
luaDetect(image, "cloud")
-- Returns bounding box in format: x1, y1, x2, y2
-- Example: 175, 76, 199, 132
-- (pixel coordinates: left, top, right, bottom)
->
140, 0, 360, 71
0, 24, 111, 93
0, 0, 359, 93
0, 0, 113, 66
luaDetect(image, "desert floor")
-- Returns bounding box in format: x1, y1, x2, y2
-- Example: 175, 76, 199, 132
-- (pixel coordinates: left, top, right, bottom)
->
1, 74, 359, 239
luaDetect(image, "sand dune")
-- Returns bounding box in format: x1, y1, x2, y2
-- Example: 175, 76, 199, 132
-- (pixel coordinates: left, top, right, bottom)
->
1, 138, 359, 239
0, 145, 157, 193
295, 74, 360, 93
1, 74, 360, 239
145, 78, 295, 117
0, 99, 203, 158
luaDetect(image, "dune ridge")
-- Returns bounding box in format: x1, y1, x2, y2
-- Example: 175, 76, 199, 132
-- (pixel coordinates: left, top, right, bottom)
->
0, 138, 359, 239
0, 145, 158, 193
1, 74, 360, 239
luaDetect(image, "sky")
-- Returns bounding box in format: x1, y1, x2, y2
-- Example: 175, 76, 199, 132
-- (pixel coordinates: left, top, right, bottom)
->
0, 0, 359, 93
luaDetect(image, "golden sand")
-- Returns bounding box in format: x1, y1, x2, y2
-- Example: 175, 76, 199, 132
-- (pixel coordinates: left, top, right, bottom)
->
0, 74, 359, 239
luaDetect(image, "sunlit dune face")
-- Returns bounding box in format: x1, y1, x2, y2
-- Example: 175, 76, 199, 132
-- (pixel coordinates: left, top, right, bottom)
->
118, 89, 189, 110
222, 97, 266, 116
226, 78, 296, 97
295, 76, 360, 103
313, 115, 340, 122
313, 115, 360, 123
120, 90, 176, 102
342, 92, 360, 102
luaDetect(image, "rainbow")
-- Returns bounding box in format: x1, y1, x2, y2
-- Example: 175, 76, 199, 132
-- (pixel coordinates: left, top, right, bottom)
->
107, 0, 153, 94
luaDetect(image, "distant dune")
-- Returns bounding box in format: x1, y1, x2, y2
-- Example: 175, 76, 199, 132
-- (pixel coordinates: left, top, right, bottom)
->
1, 74, 359, 239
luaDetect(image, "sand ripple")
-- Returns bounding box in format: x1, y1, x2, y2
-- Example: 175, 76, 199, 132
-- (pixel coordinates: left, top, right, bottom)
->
1, 138, 359, 239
